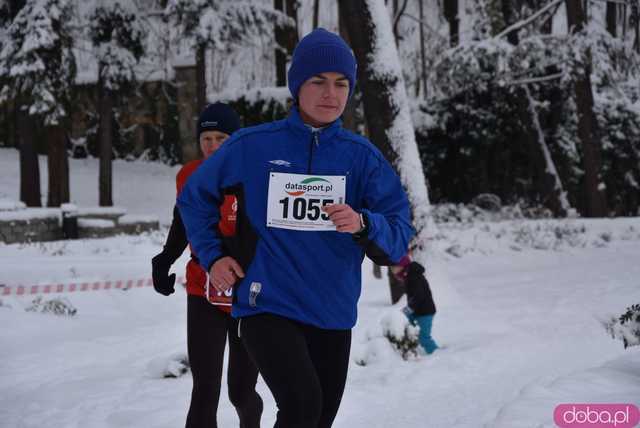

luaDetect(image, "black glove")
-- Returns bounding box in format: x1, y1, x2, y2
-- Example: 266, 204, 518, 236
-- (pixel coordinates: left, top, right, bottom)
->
152, 252, 176, 296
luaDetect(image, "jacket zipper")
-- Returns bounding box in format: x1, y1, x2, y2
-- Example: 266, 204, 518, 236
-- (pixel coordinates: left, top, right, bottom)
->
308, 131, 319, 174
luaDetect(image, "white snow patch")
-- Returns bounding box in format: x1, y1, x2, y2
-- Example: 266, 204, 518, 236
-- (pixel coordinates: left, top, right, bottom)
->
118, 214, 159, 225
76, 206, 128, 216
77, 218, 115, 228
0, 199, 25, 211
0, 208, 60, 221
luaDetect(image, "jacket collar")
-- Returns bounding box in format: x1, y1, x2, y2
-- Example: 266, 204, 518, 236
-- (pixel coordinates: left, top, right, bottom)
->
286, 106, 343, 143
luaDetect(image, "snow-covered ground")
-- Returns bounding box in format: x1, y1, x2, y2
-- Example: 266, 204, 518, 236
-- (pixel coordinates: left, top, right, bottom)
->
1, 148, 639, 427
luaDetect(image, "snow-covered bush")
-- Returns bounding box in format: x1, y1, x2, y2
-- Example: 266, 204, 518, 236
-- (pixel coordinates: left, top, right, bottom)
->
430, 201, 552, 224
511, 222, 589, 250
214, 86, 291, 126
147, 353, 190, 379
25, 296, 77, 316
353, 311, 420, 366
162, 357, 189, 378
596, 92, 640, 216
381, 311, 420, 360
606, 304, 640, 349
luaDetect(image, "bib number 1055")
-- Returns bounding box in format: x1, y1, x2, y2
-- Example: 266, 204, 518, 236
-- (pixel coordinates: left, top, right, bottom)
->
278, 197, 334, 221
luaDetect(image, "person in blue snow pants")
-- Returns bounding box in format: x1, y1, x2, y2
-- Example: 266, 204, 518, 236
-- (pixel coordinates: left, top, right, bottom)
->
394, 255, 439, 354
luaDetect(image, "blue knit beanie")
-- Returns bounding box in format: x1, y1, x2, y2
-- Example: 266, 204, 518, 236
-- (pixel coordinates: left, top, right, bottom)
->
287, 28, 357, 101
197, 102, 241, 140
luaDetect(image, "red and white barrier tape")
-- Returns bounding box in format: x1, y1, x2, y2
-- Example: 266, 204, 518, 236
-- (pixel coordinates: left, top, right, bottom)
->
0, 277, 185, 297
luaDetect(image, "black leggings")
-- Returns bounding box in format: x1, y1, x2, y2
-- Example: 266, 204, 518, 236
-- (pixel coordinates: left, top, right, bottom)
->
186, 295, 263, 428
240, 313, 351, 428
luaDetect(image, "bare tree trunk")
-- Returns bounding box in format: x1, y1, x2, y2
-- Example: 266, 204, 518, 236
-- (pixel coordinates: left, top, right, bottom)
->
18, 107, 41, 207
522, 86, 571, 216
566, 0, 608, 216
339, 2, 398, 163
496, 0, 571, 216
634, 2, 640, 53
8, 0, 26, 17
339, 7, 358, 131
392, 0, 399, 44
501, 0, 519, 44
285, 0, 300, 57
606, 1, 618, 70
286, 0, 299, 33
313, 0, 320, 28
46, 125, 69, 207
418, 0, 427, 98
443, 0, 460, 46
387, 267, 405, 303
196, 44, 206, 111
392, 0, 409, 46
622, 2, 628, 39
606, 0, 617, 37
99, 82, 114, 207
541, 0, 554, 33
583, 0, 589, 21
275, 0, 299, 87
274, 0, 287, 86
10, 100, 19, 149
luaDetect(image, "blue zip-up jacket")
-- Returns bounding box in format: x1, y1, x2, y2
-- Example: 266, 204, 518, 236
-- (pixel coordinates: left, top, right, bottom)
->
177, 107, 414, 329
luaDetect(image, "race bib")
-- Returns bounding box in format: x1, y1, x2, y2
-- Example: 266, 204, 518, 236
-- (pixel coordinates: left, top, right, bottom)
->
205, 273, 232, 308
267, 172, 346, 231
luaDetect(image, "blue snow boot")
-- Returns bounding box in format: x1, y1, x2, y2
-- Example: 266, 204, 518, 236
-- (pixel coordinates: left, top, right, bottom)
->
403, 308, 439, 354
415, 314, 439, 354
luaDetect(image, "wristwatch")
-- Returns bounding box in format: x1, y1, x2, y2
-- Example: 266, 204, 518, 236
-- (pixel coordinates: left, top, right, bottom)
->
354, 212, 368, 235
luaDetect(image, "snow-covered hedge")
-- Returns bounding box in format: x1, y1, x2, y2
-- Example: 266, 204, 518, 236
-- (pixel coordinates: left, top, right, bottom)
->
212, 86, 291, 127
25, 296, 77, 317
417, 27, 640, 216
430, 209, 640, 256
606, 304, 640, 349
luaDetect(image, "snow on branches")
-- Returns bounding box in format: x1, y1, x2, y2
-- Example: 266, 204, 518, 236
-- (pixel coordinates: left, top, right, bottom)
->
422, 5, 640, 215
606, 304, 640, 349
0, 0, 75, 125
88, 1, 145, 92
432, 14, 640, 101
164, 0, 293, 53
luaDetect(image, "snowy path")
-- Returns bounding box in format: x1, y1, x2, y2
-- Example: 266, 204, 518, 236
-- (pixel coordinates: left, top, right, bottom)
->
1, 149, 638, 427
346, 242, 640, 427
1, 237, 638, 428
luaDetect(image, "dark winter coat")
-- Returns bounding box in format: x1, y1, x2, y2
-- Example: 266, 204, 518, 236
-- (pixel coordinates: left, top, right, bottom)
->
406, 262, 436, 316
